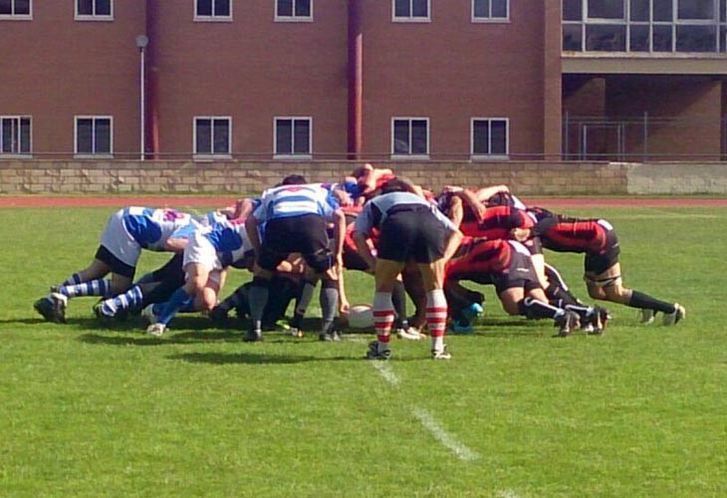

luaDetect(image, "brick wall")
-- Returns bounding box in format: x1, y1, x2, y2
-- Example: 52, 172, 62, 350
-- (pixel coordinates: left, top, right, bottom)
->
1, 159, 725, 195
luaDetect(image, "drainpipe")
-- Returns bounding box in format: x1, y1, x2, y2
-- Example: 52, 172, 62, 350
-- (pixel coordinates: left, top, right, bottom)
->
347, 0, 362, 160
146, 0, 160, 159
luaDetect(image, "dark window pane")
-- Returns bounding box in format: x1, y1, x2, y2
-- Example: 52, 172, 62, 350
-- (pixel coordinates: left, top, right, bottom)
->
653, 0, 672, 21
15, 0, 29, 15
276, 120, 292, 154
197, 0, 212, 16
474, 0, 488, 18
77, 0, 92, 15
214, 0, 229, 16
278, 0, 292, 16
652, 24, 673, 51
472, 121, 489, 155
95, 119, 111, 154
293, 119, 310, 154
213, 119, 229, 154
563, 24, 583, 50
563, 0, 582, 20
679, 0, 714, 20
295, 0, 310, 17
20, 118, 30, 153
722, 27, 727, 52
630, 0, 649, 21
722, 0, 726, 22
77, 119, 93, 153
1, 119, 12, 153
196, 119, 211, 154
586, 24, 626, 51
412, 0, 428, 17
395, 0, 410, 17
492, 0, 507, 18
630, 25, 650, 51
411, 120, 428, 154
491, 120, 507, 154
588, 0, 624, 19
676, 25, 716, 52
96, 0, 111, 16
393, 120, 409, 154
0, 0, 11, 15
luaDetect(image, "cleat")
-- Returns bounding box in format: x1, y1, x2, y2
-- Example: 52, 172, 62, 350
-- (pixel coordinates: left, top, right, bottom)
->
93, 301, 112, 321
365, 340, 391, 360
319, 331, 341, 342
49, 292, 68, 323
555, 311, 580, 337
34, 296, 60, 323
663, 303, 685, 326
244, 326, 263, 342
431, 345, 452, 360
397, 326, 423, 340
146, 323, 166, 337
461, 302, 484, 323
640, 308, 655, 325
290, 327, 304, 338
141, 304, 158, 325
589, 307, 609, 335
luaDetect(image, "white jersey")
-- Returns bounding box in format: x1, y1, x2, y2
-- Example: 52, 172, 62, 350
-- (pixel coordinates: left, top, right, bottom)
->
121, 207, 193, 251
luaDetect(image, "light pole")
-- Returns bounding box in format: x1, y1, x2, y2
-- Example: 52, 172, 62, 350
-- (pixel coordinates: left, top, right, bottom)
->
136, 34, 149, 161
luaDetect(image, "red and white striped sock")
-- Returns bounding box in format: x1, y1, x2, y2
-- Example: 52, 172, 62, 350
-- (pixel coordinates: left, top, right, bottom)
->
426, 289, 448, 352
373, 291, 395, 351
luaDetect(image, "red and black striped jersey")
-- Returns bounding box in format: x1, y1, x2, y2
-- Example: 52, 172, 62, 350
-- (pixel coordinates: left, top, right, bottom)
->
446, 237, 512, 280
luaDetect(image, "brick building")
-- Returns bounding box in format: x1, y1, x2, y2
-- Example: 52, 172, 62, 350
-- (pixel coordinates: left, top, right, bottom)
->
1, 0, 726, 161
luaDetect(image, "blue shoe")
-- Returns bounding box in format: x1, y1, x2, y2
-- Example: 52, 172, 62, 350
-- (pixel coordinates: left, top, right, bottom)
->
462, 302, 484, 322
451, 320, 474, 334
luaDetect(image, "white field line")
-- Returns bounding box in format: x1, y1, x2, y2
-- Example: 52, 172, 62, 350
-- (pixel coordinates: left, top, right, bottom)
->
370, 362, 480, 462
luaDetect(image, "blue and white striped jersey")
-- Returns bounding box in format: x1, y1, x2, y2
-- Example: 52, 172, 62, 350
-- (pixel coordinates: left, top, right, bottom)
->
253, 184, 339, 222
121, 207, 193, 251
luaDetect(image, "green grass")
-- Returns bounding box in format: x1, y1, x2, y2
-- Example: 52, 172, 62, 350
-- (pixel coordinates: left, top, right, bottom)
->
0, 205, 725, 497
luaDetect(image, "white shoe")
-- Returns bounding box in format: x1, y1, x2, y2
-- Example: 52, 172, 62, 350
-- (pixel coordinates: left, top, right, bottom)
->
663, 303, 686, 326
397, 327, 423, 340
141, 304, 157, 325
431, 345, 452, 360
640, 308, 655, 325
146, 323, 166, 337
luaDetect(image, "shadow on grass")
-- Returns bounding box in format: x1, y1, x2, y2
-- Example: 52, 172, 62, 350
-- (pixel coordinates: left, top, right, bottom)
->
167, 351, 352, 365
0, 317, 48, 325
77, 329, 244, 347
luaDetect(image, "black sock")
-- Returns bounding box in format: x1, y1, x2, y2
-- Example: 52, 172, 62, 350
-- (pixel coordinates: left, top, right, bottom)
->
392, 281, 408, 328
518, 297, 562, 320
628, 291, 675, 314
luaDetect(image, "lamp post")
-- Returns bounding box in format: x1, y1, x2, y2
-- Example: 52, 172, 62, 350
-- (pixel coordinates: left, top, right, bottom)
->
136, 35, 149, 161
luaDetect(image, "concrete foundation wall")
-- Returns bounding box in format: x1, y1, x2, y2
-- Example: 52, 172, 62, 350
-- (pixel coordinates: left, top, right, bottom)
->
0, 160, 725, 196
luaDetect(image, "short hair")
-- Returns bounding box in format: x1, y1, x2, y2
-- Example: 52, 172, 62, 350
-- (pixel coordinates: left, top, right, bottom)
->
380, 178, 415, 195
281, 174, 307, 185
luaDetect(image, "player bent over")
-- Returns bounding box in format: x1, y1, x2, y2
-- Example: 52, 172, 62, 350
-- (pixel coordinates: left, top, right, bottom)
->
354, 179, 463, 360
245, 175, 346, 342
33, 206, 193, 323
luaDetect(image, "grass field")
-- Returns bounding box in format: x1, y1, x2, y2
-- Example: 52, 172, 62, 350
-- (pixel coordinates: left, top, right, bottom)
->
0, 204, 725, 497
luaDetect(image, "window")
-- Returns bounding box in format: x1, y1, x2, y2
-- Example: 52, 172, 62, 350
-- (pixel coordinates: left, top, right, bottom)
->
194, 117, 231, 157
391, 118, 429, 157
473, 0, 508, 21
275, 0, 312, 21
563, 0, 727, 53
393, 0, 429, 21
0, 0, 31, 18
0, 116, 31, 155
195, 0, 231, 20
75, 116, 112, 156
76, 0, 112, 20
471, 118, 508, 158
275, 117, 311, 157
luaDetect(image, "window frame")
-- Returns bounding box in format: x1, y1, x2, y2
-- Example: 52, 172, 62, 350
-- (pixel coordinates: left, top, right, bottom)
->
0, 115, 32, 157
194, 0, 233, 22
392, 0, 431, 23
273, 116, 313, 159
0, 0, 32, 20
75, 0, 113, 21
274, 0, 313, 22
193, 116, 233, 160
390, 117, 430, 159
74, 115, 113, 158
471, 0, 510, 23
470, 117, 509, 160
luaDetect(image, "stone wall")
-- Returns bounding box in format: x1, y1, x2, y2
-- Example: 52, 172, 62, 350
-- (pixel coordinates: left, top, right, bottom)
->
0, 159, 725, 195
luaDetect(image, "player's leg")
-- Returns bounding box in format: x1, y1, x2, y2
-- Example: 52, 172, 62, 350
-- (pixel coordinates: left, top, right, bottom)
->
367, 258, 406, 359
145, 262, 209, 336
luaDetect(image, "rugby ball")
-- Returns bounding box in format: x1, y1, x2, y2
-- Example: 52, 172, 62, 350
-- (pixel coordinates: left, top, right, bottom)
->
346, 304, 374, 329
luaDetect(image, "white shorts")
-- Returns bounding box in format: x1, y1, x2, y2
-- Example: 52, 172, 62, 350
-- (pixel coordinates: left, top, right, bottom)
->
99, 209, 142, 268
183, 231, 222, 272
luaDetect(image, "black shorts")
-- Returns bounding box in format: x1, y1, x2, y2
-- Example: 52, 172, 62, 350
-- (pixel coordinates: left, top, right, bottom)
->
258, 214, 333, 273
96, 245, 135, 279
149, 254, 185, 285
584, 229, 620, 275
343, 248, 370, 272
377, 207, 448, 264
493, 251, 540, 295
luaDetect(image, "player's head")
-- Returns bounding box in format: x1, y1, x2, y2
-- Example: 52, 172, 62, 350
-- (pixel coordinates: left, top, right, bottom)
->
281, 174, 307, 185
380, 178, 416, 195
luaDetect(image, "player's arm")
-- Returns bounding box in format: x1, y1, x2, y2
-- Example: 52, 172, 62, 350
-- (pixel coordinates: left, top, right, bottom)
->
163, 237, 189, 253
442, 228, 464, 261
475, 184, 509, 202
332, 209, 346, 262
245, 215, 262, 256
455, 188, 488, 222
